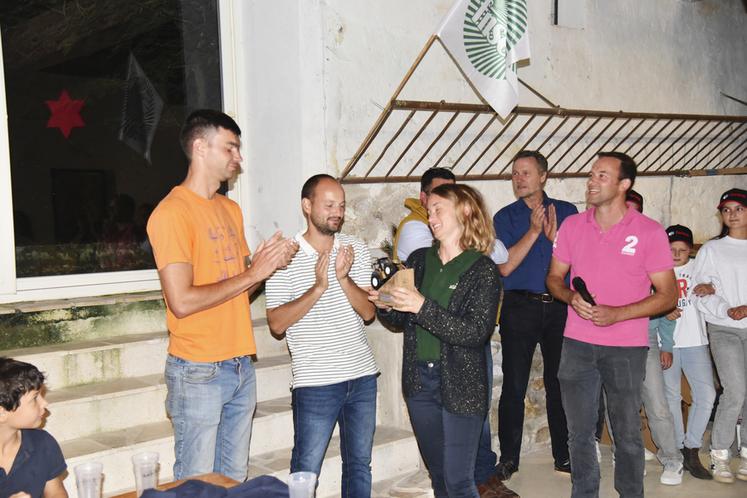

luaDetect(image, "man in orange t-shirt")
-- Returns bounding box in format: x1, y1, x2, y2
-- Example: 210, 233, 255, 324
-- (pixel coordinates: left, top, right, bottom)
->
147, 109, 297, 481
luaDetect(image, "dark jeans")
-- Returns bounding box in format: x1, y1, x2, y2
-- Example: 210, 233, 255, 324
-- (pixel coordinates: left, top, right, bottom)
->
291, 374, 377, 498
498, 292, 569, 466
595, 388, 606, 441
475, 342, 498, 485
558, 338, 647, 498
406, 362, 484, 498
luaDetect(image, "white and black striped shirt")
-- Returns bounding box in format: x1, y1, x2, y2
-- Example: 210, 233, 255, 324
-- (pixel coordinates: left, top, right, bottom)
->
266, 232, 379, 389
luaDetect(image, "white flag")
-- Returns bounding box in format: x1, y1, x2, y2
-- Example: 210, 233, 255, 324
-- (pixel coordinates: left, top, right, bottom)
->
436, 0, 530, 118
119, 53, 164, 164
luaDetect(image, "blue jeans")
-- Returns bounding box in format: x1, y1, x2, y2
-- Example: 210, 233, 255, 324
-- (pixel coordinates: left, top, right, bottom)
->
291, 374, 377, 498
165, 354, 256, 481
475, 342, 497, 485
662, 345, 716, 449
707, 324, 747, 450
406, 362, 483, 498
558, 338, 646, 498
641, 327, 682, 465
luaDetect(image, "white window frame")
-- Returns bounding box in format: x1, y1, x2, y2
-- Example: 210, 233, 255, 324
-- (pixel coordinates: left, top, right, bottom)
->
0, 0, 246, 304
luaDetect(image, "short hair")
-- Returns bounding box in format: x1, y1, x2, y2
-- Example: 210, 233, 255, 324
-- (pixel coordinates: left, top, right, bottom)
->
428, 183, 495, 255
0, 357, 44, 412
420, 168, 456, 193
179, 109, 241, 159
513, 150, 548, 174
597, 151, 637, 190
301, 174, 337, 200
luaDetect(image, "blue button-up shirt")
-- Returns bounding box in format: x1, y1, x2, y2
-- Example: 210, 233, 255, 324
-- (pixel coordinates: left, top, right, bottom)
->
493, 193, 578, 293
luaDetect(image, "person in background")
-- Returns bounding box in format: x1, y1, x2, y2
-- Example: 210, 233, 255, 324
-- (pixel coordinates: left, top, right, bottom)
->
394, 167, 456, 263
625, 189, 644, 213
652, 225, 715, 480
493, 150, 577, 481
692, 187, 747, 483
0, 357, 67, 498
372, 184, 502, 498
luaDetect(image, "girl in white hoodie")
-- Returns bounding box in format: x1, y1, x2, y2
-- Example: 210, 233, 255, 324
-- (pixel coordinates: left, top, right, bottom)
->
693, 187, 747, 483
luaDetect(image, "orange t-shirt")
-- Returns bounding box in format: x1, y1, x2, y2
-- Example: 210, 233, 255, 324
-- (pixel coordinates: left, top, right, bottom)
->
147, 186, 255, 361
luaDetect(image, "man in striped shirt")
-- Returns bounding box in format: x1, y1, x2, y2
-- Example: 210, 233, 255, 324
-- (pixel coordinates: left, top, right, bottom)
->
266, 174, 378, 496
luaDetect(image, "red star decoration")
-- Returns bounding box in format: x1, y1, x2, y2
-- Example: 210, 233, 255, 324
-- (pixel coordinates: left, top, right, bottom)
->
45, 90, 85, 138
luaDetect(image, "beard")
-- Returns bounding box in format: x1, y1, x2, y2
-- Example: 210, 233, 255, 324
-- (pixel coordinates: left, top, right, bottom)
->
311, 214, 342, 235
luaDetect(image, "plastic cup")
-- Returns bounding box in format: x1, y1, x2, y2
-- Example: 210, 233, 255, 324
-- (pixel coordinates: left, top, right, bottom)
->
132, 451, 159, 497
74, 461, 103, 498
288, 471, 317, 498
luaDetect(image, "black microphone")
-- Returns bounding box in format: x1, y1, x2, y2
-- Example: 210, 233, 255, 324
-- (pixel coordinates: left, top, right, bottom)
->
572, 276, 596, 306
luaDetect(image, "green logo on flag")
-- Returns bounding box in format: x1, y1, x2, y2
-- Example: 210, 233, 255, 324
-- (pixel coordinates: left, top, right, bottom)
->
463, 0, 528, 79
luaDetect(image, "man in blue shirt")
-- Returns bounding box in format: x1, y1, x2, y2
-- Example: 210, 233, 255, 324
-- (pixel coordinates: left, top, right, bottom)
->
493, 150, 578, 481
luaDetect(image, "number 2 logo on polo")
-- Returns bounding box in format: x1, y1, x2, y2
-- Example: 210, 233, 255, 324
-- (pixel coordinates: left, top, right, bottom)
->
621, 235, 638, 256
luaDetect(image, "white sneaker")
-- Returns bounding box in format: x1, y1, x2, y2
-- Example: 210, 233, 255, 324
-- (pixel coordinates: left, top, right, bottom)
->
660, 462, 683, 485
595, 440, 602, 464
644, 448, 656, 461
710, 449, 735, 483
738, 446, 747, 482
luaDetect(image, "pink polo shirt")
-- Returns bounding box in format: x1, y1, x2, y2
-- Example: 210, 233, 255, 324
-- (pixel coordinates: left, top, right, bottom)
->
553, 207, 673, 347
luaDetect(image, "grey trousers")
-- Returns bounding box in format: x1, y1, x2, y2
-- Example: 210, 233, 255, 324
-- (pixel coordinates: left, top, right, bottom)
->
641, 327, 682, 465
708, 323, 747, 451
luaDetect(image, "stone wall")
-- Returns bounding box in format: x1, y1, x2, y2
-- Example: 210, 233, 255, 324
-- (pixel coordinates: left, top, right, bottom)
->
236, 0, 747, 246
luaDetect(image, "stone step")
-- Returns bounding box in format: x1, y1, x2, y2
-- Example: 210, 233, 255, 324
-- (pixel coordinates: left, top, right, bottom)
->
2, 321, 288, 390
247, 425, 420, 498
4, 331, 169, 390
0, 293, 166, 351
45, 354, 293, 442
250, 318, 290, 358
0, 292, 272, 351
61, 419, 416, 497
61, 396, 296, 497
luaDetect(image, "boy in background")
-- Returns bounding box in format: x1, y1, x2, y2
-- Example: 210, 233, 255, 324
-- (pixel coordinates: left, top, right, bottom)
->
654, 225, 716, 479
0, 357, 67, 498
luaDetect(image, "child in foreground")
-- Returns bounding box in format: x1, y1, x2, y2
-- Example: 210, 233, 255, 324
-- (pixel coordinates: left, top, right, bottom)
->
0, 357, 67, 498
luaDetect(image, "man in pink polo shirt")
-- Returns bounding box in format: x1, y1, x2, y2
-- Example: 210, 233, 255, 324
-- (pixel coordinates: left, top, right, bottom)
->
546, 152, 677, 498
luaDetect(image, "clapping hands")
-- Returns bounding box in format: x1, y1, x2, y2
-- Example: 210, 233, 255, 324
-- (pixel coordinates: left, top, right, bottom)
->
530, 203, 558, 242
250, 231, 299, 281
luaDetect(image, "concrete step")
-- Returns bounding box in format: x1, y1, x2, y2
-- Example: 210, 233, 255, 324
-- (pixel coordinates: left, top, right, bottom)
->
45, 355, 293, 442
4, 331, 169, 390
382, 468, 433, 498
2, 321, 287, 390
247, 426, 420, 498
251, 318, 289, 358
0, 292, 272, 351
61, 396, 295, 497
0, 293, 166, 350
45, 373, 166, 443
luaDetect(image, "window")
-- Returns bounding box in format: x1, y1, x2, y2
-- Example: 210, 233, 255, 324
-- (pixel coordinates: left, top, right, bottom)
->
0, 1, 222, 281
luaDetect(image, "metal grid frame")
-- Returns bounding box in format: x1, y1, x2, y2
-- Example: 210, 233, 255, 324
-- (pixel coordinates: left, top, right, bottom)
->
340, 37, 747, 184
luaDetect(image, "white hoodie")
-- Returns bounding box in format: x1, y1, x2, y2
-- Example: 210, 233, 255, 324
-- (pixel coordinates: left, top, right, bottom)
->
693, 236, 747, 329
